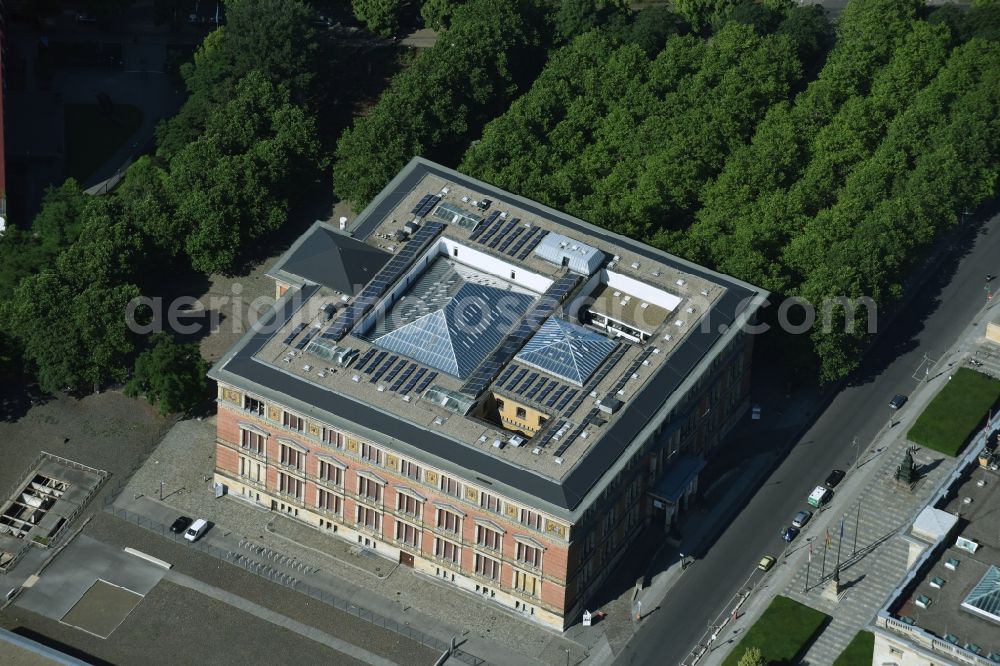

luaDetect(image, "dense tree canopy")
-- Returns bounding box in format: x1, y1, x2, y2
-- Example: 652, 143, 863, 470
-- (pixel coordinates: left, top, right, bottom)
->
352, 0, 402, 36
461, 0, 1000, 380
156, 0, 318, 157
332, 0, 548, 206
125, 334, 209, 415
169, 71, 320, 273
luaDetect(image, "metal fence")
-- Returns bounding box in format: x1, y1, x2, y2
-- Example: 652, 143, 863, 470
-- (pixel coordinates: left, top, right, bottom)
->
106, 505, 486, 665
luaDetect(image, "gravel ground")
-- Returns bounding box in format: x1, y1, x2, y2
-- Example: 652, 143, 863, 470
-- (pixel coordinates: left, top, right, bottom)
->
2, 577, 368, 666
76, 511, 437, 665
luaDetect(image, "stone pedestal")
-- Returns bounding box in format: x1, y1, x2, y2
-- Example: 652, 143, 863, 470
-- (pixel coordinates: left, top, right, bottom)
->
822, 576, 841, 603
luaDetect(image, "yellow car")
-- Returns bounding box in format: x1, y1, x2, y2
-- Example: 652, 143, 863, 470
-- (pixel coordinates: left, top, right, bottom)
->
758, 555, 776, 571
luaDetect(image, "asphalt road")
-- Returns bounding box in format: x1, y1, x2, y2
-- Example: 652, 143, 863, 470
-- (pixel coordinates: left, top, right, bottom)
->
615, 210, 1000, 666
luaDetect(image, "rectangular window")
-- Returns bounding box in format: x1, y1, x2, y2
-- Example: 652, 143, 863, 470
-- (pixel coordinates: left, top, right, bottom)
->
239, 456, 262, 482
317, 460, 342, 486
395, 521, 420, 548
316, 488, 342, 514
240, 429, 265, 455
400, 459, 421, 481
520, 509, 543, 531
480, 492, 502, 514
513, 570, 540, 597
516, 542, 541, 568
436, 508, 461, 534
476, 525, 502, 551
278, 473, 303, 501
475, 553, 500, 581
280, 444, 304, 470
496, 398, 505, 410
397, 494, 423, 518
434, 537, 460, 564
360, 442, 382, 465
516, 407, 527, 419
440, 475, 462, 499
356, 506, 380, 531
358, 477, 382, 503
283, 411, 304, 432
323, 428, 345, 449
244, 396, 265, 416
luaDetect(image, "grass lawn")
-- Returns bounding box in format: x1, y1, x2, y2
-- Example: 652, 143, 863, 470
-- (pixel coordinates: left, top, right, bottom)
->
832, 631, 875, 666
64, 103, 144, 183
907, 368, 1000, 456
721, 596, 829, 666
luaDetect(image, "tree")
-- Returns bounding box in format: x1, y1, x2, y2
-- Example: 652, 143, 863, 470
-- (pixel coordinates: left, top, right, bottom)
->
738, 646, 765, 666
333, 0, 547, 206
353, 0, 402, 36
156, 0, 318, 157
169, 70, 319, 273
554, 0, 629, 43
125, 334, 209, 415
619, 6, 684, 55
421, 0, 463, 30
30, 179, 88, 255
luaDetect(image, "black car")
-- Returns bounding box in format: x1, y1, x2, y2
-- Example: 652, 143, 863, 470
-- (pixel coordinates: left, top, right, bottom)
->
890, 394, 908, 410
781, 526, 800, 542
170, 516, 193, 534
825, 469, 846, 488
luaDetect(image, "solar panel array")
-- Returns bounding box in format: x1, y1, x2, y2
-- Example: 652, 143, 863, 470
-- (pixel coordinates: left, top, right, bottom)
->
468, 211, 501, 242
352, 351, 436, 397
410, 194, 441, 218
459, 272, 582, 398
322, 222, 445, 342
487, 219, 519, 249
295, 327, 318, 350
607, 347, 655, 397
474, 213, 505, 244
517, 229, 548, 261
553, 407, 601, 458
282, 323, 307, 345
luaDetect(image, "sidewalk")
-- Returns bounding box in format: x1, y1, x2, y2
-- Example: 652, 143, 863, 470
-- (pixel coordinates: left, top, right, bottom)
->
703, 299, 1000, 666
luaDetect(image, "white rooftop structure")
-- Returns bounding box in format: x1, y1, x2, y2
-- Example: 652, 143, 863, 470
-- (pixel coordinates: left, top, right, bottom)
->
534, 233, 605, 275
911, 506, 959, 543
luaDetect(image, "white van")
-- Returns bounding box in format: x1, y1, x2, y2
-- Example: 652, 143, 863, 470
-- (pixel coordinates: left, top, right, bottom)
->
184, 518, 208, 542
808, 486, 832, 508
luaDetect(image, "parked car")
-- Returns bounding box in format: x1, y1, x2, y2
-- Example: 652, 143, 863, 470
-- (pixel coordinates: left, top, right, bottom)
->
758, 555, 776, 571
781, 526, 800, 542
792, 510, 812, 528
890, 394, 908, 410
169, 516, 193, 534
184, 518, 209, 542
825, 469, 846, 488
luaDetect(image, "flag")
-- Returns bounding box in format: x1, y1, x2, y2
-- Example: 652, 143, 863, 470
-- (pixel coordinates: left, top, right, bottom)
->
808, 543, 813, 563
825, 529, 832, 549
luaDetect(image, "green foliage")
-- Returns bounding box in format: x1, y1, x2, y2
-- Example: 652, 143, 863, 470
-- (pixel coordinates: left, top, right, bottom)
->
554, 0, 629, 43
353, 0, 402, 36
156, 0, 318, 157
169, 71, 320, 274
832, 631, 875, 666
421, 0, 464, 30
30, 179, 88, 255
618, 6, 685, 55
737, 646, 765, 666
332, 0, 548, 206
721, 596, 828, 666
4, 268, 140, 394
125, 334, 209, 415
115, 156, 182, 260
908, 368, 1000, 456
